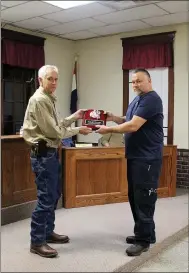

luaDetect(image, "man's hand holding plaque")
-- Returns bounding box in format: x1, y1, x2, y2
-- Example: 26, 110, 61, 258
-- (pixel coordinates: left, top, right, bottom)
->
104, 111, 114, 121
95, 125, 111, 134
72, 109, 87, 120
95, 110, 126, 134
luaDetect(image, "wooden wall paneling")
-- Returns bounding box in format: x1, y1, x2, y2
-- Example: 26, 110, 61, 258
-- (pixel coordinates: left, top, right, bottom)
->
168, 145, 177, 197
63, 149, 77, 208
63, 147, 128, 208
2, 141, 177, 209
157, 145, 177, 198
1, 148, 14, 207
1, 139, 36, 207
12, 142, 36, 204
62, 146, 177, 209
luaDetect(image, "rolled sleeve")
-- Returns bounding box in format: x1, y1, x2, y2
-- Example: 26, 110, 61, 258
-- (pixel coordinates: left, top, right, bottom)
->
60, 114, 77, 127
135, 95, 163, 120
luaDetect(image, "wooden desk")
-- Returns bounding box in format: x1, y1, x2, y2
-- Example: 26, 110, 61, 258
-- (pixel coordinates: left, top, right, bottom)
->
62, 146, 177, 208
1, 136, 177, 210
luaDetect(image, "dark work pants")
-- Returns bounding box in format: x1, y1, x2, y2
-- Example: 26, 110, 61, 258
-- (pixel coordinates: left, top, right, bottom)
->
30, 150, 61, 245
127, 159, 162, 245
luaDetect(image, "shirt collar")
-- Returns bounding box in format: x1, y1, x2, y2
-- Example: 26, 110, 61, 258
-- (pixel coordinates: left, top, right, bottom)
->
38, 86, 57, 102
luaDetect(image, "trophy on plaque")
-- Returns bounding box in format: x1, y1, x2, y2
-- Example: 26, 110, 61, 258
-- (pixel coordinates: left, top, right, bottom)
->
82, 109, 107, 130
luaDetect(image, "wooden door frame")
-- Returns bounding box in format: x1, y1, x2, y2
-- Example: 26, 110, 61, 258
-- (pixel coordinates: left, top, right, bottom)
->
123, 68, 174, 145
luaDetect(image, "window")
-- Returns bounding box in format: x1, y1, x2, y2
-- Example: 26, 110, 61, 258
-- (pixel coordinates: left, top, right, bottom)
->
1, 64, 37, 135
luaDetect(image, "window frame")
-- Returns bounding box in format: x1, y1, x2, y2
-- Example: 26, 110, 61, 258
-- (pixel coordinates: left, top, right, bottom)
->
1, 64, 37, 135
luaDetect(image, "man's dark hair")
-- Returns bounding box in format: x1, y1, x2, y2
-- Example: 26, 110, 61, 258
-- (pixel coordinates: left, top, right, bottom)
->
133, 68, 151, 79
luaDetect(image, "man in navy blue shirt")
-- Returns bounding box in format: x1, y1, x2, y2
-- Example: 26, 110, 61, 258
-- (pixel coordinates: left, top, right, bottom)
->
96, 68, 164, 256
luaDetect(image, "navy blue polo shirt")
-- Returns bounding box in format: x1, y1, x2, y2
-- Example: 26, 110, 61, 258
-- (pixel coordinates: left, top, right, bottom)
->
125, 91, 164, 160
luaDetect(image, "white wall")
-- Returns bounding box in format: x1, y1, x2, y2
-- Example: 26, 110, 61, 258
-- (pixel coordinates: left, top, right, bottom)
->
173, 24, 189, 149
3, 25, 76, 118
75, 35, 123, 143
44, 37, 76, 117
76, 23, 189, 149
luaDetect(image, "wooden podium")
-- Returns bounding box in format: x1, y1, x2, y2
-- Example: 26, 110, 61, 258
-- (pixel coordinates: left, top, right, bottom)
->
62, 146, 177, 208
1, 136, 177, 209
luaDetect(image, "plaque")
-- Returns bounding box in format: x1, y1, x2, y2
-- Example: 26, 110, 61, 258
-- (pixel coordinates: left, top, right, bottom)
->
82, 109, 107, 130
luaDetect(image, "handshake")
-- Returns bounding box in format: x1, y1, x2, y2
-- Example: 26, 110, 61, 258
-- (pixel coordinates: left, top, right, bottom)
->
73, 109, 115, 135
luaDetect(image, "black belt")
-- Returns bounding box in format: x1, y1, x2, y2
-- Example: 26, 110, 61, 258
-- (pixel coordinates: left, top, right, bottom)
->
31, 146, 57, 152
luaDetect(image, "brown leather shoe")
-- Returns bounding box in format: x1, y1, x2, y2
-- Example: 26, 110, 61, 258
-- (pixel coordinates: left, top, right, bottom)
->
46, 232, 70, 244
30, 243, 58, 258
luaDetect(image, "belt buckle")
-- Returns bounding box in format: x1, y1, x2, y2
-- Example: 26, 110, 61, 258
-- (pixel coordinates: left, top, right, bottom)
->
32, 145, 38, 156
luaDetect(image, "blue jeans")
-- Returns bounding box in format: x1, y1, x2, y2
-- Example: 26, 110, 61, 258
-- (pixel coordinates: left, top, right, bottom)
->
30, 150, 61, 245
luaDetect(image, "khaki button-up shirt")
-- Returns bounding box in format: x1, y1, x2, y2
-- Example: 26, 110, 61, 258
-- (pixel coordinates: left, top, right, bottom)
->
23, 87, 80, 148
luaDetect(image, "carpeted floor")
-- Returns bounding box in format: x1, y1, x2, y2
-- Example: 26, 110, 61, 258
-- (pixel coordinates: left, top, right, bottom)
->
1, 189, 188, 272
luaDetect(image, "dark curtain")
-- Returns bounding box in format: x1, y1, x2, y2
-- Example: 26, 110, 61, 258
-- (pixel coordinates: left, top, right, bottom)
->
122, 32, 175, 69
2, 39, 45, 69
1, 28, 45, 69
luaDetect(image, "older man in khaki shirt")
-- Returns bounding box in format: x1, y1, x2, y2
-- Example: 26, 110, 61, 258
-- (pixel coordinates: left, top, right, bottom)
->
23, 65, 91, 258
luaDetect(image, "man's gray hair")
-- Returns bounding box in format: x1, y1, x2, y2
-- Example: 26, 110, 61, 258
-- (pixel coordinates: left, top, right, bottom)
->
38, 65, 59, 78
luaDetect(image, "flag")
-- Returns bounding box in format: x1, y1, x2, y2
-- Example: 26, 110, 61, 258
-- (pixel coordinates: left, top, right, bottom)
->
70, 58, 78, 143
70, 59, 78, 114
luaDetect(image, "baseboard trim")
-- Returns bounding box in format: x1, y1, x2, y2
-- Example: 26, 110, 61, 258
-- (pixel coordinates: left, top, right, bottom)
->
1, 197, 63, 226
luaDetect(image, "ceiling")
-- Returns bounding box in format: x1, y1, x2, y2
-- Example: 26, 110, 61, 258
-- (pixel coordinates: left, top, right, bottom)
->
1, 1, 189, 40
